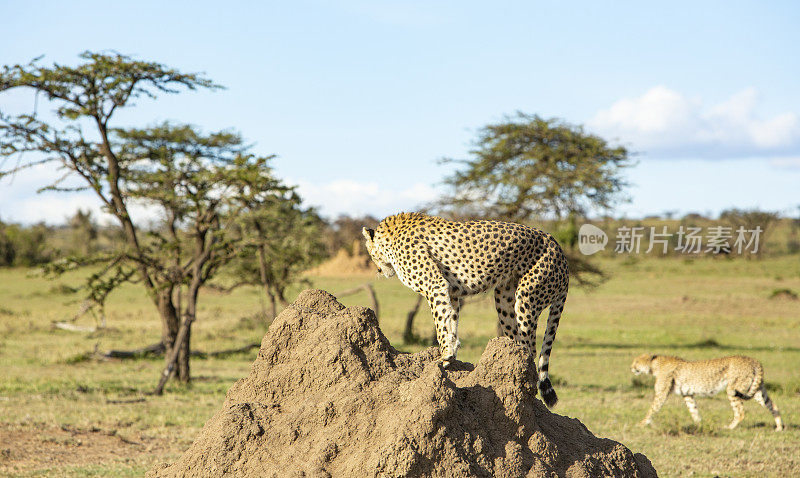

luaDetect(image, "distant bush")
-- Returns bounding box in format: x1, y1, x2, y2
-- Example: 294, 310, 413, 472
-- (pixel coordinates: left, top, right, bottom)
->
0, 221, 53, 267
0, 211, 123, 268
719, 208, 779, 257
323, 214, 379, 256
770, 288, 798, 301
49, 284, 79, 295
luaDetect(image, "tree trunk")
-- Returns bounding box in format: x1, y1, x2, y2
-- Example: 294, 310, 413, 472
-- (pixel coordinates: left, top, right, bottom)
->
177, 319, 191, 382
153, 283, 198, 394
158, 287, 180, 373
276, 286, 289, 307
154, 220, 215, 392
266, 288, 277, 320
256, 244, 278, 319
153, 313, 194, 395
403, 295, 423, 343
178, 281, 200, 383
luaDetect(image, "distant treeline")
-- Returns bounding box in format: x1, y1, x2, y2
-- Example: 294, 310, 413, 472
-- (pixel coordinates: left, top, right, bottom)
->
2, 208, 798, 268
0, 210, 124, 267
0, 211, 378, 268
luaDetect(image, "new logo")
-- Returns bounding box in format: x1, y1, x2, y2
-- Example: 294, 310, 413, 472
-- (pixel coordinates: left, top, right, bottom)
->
578, 224, 608, 255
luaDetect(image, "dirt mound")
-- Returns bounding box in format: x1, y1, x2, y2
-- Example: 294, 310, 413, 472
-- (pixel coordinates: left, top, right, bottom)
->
307, 241, 375, 277
148, 290, 657, 478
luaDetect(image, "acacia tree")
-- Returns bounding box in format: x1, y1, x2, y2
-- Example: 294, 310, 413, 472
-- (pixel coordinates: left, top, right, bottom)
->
0, 53, 291, 388
436, 113, 631, 222
120, 123, 292, 389
225, 195, 326, 319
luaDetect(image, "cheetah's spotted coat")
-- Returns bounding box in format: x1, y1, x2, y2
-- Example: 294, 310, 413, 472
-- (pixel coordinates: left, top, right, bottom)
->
362, 212, 569, 407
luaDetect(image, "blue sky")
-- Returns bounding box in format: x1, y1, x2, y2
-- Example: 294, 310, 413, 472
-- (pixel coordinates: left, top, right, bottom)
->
1, 1, 799, 223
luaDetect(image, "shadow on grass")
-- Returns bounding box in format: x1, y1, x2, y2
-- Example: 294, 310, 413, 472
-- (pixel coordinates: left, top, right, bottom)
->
650, 419, 721, 437
742, 421, 789, 431
745, 422, 799, 431
565, 338, 800, 353
675, 422, 720, 436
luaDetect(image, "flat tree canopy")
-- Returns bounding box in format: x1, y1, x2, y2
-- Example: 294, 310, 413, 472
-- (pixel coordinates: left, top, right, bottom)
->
436, 113, 632, 222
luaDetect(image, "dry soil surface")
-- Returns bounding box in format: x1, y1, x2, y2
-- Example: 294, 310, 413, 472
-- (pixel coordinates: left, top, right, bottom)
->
0, 423, 172, 475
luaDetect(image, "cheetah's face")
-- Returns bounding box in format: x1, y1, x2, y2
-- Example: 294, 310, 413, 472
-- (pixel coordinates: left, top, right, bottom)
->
630, 354, 654, 375
362, 227, 396, 278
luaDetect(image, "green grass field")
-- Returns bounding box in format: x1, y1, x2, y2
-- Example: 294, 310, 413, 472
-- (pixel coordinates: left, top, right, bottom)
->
1, 256, 799, 476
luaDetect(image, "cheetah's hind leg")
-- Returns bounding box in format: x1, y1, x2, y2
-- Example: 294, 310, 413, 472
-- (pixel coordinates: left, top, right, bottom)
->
754, 386, 784, 431
537, 292, 566, 408
512, 269, 548, 402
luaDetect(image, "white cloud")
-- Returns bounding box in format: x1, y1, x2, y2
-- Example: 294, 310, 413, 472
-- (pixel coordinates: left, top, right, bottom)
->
2, 163, 439, 225
588, 86, 800, 158
0, 162, 91, 224
0, 163, 162, 225
2, 175, 439, 225
13, 192, 106, 224
293, 178, 438, 218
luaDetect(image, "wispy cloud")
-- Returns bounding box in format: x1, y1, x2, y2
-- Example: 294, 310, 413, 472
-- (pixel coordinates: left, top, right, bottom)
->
0, 163, 161, 225
2, 163, 439, 224
588, 86, 800, 159
293, 178, 438, 218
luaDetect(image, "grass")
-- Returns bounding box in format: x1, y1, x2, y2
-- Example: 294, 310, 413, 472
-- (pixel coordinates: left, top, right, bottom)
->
1, 256, 799, 476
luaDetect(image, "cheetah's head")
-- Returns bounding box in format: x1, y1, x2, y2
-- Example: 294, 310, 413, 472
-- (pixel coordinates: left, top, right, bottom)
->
362, 227, 396, 278
630, 354, 656, 375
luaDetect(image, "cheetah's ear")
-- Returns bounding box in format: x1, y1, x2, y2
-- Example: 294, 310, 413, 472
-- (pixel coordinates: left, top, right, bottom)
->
362, 227, 375, 242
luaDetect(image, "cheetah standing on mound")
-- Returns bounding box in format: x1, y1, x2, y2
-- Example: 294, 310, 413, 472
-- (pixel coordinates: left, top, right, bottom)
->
362, 212, 569, 407
631, 354, 784, 431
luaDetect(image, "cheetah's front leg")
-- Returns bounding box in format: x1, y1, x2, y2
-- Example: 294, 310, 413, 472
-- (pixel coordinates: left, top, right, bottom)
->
426, 292, 460, 367
402, 243, 462, 368
640, 377, 672, 426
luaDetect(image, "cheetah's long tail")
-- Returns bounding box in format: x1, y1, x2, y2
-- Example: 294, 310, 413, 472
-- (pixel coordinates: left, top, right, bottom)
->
538, 292, 567, 408
735, 360, 764, 400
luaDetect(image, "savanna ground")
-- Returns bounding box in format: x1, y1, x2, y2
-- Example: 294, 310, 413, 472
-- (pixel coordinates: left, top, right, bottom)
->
1, 256, 799, 477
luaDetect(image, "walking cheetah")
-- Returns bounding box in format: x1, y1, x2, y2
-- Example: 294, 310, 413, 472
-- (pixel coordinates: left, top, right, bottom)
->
631, 354, 784, 431
362, 212, 569, 407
